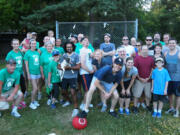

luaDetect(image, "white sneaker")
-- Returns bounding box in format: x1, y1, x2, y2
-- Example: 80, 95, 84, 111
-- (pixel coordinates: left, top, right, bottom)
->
89, 104, 93, 108
173, 110, 179, 117
34, 101, 40, 107
29, 102, 37, 110
72, 109, 79, 117
137, 102, 140, 108
165, 108, 176, 114
80, 103, 85, 111
62, 101, 70, 107
47, 99, 51, 106
11, 111, 21, 118
38, 92, 42, 100
141, 102, 146, 109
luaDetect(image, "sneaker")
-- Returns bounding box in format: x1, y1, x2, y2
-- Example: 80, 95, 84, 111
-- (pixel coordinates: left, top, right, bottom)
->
12, 104, 22, 110
125, 109, 130, 115
72, 109, 79, 117
59, 99, 65, 105
11, 111, 21, 118
152, 112, 157, 117
109, 111, 119, 118
157, 112, 162, 118
34, 101, 40, 107
20, 101, 27, 108
118, 108, 124, 115
132, 107, 138, 114
79, 103, 85, 111
101, 104, 107, 112
173, 110, 179, 117
78, 111, 87, 118
37, 92, 42, 100
47, 99, 51, 106
62, 101, 70, 107
137, 102, 140, 108
97, 102, 103, 107
89, 104, 93, 108
165, 108, 176, 114
51, 103, 56, 109
141, 102, 146, 109
29, 102, 37, 110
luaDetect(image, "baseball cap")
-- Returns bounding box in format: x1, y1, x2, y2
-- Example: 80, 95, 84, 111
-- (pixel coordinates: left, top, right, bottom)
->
155, 57, 164, 63
52, 49, 60, 56
6, 59, 16, 65
104, 33, 111, 38
114, 57, 123, 66
31, 32, 37, 35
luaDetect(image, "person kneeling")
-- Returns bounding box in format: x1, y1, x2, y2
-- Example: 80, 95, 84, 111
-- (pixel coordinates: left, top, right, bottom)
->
0, 59, 23, 118
79, 58, 123, 118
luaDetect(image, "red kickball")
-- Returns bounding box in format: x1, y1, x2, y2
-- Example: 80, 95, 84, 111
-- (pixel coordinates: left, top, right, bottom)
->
72, 116, 87, 130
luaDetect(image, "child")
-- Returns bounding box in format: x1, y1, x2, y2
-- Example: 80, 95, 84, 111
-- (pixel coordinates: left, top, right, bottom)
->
151, 57, 171, 118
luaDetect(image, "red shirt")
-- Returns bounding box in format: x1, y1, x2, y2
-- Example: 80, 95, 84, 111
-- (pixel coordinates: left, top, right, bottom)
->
134, 55, 154, 79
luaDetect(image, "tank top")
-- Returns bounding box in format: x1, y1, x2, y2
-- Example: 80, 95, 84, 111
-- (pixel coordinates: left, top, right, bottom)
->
165, 50, 180, 81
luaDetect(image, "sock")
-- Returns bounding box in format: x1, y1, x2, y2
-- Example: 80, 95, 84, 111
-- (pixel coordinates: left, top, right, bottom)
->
12, 106, 18, 112
154, 109, 157, 112
110, 109, 114, 112
119, 107, 123, 111
158, 109, 162, 113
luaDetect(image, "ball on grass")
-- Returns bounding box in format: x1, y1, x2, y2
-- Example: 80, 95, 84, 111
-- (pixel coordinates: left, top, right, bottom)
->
72, 116, 87, 130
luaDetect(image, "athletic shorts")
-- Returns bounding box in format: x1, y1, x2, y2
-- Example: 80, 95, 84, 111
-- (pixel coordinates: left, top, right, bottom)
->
117, 80, 131, 98
62, 78, 77, 90
167, 81, 180, 96
132, 79, 151, 99
30, 74, 41, 80
81, 74, 93, 91
153, 94, 166, 102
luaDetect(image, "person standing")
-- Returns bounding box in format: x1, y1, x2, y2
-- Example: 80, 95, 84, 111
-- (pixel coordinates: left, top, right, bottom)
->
121, 36, 135, 57
165, 38, 180, 117
100, 33, 116, 65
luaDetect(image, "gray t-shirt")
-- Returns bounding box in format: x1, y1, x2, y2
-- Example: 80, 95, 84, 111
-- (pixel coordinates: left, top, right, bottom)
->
121, 65, 138, 82
60, 52, 80, 79
100, 43, 115, 65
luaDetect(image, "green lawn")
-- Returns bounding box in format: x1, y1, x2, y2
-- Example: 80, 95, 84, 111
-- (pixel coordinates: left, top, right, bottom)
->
0, 88, 180, 135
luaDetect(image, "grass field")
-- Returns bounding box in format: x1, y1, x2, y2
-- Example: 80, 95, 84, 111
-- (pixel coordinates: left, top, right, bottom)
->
0, 64, 180, 135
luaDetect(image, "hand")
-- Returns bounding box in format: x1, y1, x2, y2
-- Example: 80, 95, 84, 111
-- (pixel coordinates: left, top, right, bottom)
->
104, 92, 111, 100
139, 78, 146, 83
27, 74, 31, 80
57, 64, 62, 70
6, 96, 14, 102
126, 89, 130, 95
41, 74, 45, 80
151, 88, 153, 93
121, 89, 126, 95
145, 78, 150, 82
164, 91, 167, 95
89, 70, 94, 74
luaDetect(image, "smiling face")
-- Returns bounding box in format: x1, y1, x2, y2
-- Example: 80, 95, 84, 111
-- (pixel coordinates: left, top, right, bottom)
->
94, 50, 103, 60
104, 35, 110, 43
155, 61, 164, 69
12, 40, 20, 51
154, 45, 162, 54
81, 38, 89, 48
126, 59, 134, 69
56, 39, 61, 47
66, 43, 73, 53
122, 36, 129, 45
112, 63, 122, 72
168, 40, 176, 51
30, 40, 37, 50
7, 63, 16, 73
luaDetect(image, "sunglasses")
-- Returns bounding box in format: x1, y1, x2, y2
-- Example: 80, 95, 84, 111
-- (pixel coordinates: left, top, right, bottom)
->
135, 45, 141, 46
123, 39, 129, 40
146, 39, 152, 41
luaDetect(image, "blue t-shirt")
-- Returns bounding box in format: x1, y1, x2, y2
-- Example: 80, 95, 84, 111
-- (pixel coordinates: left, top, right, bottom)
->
94, 65, 122, 84
100, 43, 115, 65
152, 68, 171, 95
92, 58, 106, 70
121, 66, 138, 82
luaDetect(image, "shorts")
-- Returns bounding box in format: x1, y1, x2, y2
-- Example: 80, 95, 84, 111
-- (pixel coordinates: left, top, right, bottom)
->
91, 76, 118, 93
132, 79, 151, 99
167, 81, 180, 96
153, 94, 166, 102
0, 88, 22, 110
62, 78, 77, 90
30, 74, 41, 80
117, 80, 131, 98
81, 74, 93, 91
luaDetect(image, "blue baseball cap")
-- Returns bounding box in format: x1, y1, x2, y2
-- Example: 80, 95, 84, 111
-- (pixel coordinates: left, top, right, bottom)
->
52, 49, 60, 56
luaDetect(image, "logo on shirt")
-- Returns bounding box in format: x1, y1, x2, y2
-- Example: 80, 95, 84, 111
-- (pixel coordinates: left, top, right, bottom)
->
33, 55, 39, 65
4, 78, 15, 90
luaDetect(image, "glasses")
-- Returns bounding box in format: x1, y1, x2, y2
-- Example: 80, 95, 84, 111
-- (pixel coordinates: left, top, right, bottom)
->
135, 45, 141, 47
123, 39, 129, 40
146, 39, 152, 41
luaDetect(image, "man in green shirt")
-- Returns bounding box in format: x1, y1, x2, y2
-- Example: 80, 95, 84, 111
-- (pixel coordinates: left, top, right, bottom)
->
48, 50, 61, 109
0, 59, 23, 118
54, 38, 65, 56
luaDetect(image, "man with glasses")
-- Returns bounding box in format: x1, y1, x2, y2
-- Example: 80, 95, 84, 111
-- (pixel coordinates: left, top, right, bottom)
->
121, 36, 135, 57
145, 36, 154, 56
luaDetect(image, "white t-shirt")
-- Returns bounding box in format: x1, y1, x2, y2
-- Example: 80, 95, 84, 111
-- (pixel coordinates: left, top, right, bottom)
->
122, 45, 135, 57
79, 47, 93, 75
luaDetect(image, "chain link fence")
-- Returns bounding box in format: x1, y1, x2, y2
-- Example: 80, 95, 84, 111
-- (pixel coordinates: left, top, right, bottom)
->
56, 20, 138, 49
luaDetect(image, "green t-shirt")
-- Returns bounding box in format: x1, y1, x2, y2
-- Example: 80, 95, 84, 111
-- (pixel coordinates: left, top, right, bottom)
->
54, 46, 65, 56
152, 41, 165, 46
5, 50, 23, 74
75, 42, 94, 54
48, 60, 61, 83
40, 52, 53, 79
39, 47, 47, 55
0, 68, 20, 93
24, 50, 40, 75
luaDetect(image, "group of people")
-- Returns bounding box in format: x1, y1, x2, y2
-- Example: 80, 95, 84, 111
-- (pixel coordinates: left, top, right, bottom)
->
0, 31, 179, 119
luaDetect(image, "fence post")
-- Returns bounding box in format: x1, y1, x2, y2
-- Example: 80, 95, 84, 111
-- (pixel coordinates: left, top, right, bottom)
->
56, 20, 59, 39
135, 19, 138, 39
